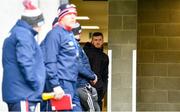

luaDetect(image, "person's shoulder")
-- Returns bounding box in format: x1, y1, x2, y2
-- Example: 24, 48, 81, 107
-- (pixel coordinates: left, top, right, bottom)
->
14, 26, 33, 41
49, 25, 60, 33
46, 26, 61, 38
83, 42, 94, 51
15, 20, 35, 35
13, 23, 30, 35
84, 42, 92, 47
83, 42, 94, 53
102, 51, 108, 55
100, 51, 109, 60
104, 52, 108, 57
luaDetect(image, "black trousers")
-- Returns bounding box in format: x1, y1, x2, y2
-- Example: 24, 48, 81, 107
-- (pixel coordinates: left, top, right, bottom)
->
97, 89, 106, 111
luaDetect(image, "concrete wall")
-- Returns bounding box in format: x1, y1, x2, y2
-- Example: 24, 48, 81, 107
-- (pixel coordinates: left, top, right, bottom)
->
109, 0, 137, 111
137, 0, 180, 111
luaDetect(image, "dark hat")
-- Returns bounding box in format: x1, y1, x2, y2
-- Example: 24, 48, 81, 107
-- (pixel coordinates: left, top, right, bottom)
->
21, 0, 44, 27
57, 3, 77, 21
72, 22, 82, 36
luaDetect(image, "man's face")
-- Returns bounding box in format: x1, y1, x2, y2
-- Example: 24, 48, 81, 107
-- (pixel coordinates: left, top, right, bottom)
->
61, 13, 77, 28
91, 36, 103, 48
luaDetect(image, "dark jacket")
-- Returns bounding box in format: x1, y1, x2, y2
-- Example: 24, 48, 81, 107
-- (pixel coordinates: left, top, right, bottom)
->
77, 42, 96, 88
83, 42, 109, 91
40, 25, 79, 90
2, 20, 46, 103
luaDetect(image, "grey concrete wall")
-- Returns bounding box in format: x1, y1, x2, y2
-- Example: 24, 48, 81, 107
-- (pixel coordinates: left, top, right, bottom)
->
137, 0, 180, 111
109, 0, 137, 111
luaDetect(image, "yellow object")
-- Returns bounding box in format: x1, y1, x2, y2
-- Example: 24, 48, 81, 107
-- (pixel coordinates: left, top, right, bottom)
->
42, 92, 55, 100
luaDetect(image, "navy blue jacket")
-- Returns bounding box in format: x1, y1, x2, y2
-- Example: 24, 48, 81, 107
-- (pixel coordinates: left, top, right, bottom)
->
77, 43, 96, 88
41, 25, 79, 89
2, 20, 46, 103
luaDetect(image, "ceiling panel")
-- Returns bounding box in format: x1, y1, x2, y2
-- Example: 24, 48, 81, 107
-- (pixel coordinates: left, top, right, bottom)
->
70, 0, 108, 30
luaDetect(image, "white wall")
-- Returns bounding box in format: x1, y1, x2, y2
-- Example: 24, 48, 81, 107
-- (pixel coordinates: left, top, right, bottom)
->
0, 1, 22, 111
38, 0, 59, 44
0, 0, 59, 111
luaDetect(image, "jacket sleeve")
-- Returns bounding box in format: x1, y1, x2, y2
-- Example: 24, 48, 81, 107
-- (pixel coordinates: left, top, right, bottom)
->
101, 54, 109, 90
16, 33, 38, 90
78, 62, 96, 80
42, 31, 60, 88
78, 46, 95, 80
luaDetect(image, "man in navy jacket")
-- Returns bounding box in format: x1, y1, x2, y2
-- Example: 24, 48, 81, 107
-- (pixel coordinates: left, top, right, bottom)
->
2, 0, 46, 111
40, 3, 82, 111
72, 22, 100, 111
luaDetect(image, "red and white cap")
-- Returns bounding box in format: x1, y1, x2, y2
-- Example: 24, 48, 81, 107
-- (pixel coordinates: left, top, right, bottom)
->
57, 3, 77, 21
21, 0, 44, 27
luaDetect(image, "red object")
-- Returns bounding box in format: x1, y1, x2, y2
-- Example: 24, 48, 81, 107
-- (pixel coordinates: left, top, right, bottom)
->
50, 94, 73, 110
23, 0, 36, 10
26, 99, 29, 112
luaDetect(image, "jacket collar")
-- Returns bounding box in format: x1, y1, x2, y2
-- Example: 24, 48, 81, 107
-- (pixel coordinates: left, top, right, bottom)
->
58, 23, 72, 31
84, 42, 103, 52
15, 19, 38, 36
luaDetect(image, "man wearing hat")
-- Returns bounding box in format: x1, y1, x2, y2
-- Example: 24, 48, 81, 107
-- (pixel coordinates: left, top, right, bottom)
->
41, 3, 82, 111
2, 0, 46, 111
72, 22, 100, 111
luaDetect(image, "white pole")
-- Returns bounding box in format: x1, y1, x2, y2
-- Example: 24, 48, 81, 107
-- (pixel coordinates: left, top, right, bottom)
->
132, 50, 136, 112
107, 50, 112, 112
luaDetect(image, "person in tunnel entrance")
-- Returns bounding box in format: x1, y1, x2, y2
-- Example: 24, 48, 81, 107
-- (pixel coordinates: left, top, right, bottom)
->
83, 32, 109, 111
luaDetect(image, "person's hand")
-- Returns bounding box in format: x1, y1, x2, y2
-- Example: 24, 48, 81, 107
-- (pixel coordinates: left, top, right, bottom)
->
90, 74, 98, 85
53, 86, 64, 99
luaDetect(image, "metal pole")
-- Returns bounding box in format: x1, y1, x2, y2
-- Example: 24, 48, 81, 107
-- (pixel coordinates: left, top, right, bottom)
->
107, 50, 112, 112
132, 50, 136, 112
